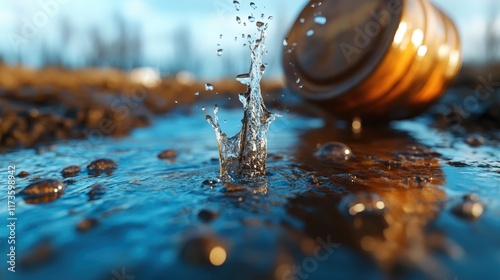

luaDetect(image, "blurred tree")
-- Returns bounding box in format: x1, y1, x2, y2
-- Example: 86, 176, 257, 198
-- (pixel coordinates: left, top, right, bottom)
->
485, 0, 500, 63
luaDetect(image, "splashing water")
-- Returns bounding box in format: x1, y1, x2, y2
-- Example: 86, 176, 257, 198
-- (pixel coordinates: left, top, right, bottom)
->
206, 21, 278, 182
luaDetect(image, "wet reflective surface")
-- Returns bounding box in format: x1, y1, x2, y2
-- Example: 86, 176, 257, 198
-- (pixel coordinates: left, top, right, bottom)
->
1, 99, 499, 280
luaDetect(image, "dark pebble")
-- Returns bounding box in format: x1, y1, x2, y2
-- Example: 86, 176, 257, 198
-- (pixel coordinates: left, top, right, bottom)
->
76, 218, 99, 232
17, 171, 30, 178
179, 235, 226, 265
63, 179, 77, 185
198, 209, 219, 223
451, 193, 485, 219
202, 179, 218, 188
88, 184, 106, 200
20, 241, 55, 268
61, 165, 81, 178
87, 159, 117, 176
465, 134, 484, 147
447, 161, 469, 168
21, 179, 66, 198
158, 149, 177, 159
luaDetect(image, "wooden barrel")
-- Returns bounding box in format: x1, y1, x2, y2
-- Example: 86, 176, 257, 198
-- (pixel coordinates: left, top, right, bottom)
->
283, 0, 462, 121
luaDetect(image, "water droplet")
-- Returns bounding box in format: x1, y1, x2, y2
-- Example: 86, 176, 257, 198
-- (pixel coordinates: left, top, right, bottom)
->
88, 184, 105, 201
236, 16, 241, 24
198, 209, 219, 223
236, 73, 251, 85
306, 29, 315, 37
268, 16, 273, 20
300, 18, 305, 23
233, 0, 240, 11
158, 149, 177, 160
250, 2, 257, 9
466, 134, 484, 147
195, 92, 200, 96
295, 78, 301, 84
314, 15, 327, 25
238, 93, 248, 107
87, 158, 117, 176
76, 218, 99, 232
217, 49, 223, 56
205, 83, 214, 91
202, 106, 206, 111
21, 179, 66, 199
219, 34, 223, 39
256, 21, 265, 31
283, 38, 288, 47
452, 194, 484, 219
260, 64, 266, 73
248, 15, 255, 23
315, 142, 353, 161
202, 179, 218, 188
17, 171, 30, 178
175, 100, 178, 104
61, 165, 81, 178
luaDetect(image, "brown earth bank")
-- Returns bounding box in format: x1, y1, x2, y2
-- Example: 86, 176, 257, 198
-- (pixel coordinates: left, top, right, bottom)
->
0, 64, 284, 151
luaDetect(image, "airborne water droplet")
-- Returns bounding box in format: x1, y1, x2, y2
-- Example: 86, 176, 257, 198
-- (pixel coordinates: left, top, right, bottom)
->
306, 29, 315, 36
194, 92, 200, 96
217, 49, 223, 56
295, 78, 301, 84
283, 38, 288, 47
256, 21, 265, 31
236, 16, 241, 24
202, 106, 206, 111
250, 2, 257, 9
205, 83, 214, 91
233, 0, 240, 11
236, 73, 251, 85
248, 15, 255, 23
300, 18, 305, 23
314, 15, 327, 25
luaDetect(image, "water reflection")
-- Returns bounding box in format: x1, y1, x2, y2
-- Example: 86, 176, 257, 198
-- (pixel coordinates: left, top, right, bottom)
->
287, 124, 448, 277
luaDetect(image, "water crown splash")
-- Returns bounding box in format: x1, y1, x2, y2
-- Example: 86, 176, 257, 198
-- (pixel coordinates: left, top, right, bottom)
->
206, 19, 278, 182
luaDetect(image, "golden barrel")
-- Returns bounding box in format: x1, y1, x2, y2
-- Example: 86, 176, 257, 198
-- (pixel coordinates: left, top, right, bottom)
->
283, 0, 462, 121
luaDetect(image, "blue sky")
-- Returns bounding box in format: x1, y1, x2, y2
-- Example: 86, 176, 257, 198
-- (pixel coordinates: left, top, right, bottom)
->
0, 0, 498, 77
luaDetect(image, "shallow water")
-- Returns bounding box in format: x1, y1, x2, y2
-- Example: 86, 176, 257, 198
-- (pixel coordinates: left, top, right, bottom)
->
1, 103, 499, 280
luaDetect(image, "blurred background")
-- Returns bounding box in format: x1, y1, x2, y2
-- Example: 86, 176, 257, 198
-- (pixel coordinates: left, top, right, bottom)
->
0, 0, 499, 80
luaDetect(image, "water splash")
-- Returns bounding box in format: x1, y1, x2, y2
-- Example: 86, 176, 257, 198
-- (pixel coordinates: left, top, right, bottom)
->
206, 21, 278, 182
